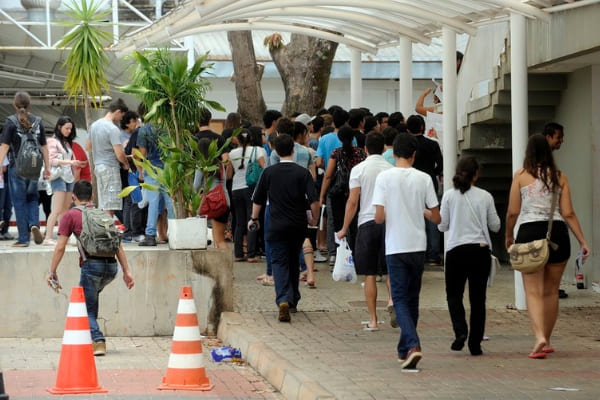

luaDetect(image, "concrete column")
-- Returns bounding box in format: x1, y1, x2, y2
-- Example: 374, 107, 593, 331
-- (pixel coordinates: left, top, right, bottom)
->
442, 26, 457, 193
350, 49, 362, 108
185, 36, 195, 69
399, 36, 413, 117
156, 0, 163, 19
112, 0, 119, 45
510, 12, 529, 310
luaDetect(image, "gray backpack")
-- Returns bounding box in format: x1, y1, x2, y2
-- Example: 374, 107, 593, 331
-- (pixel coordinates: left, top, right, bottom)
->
75, 206, 121, 258
8, 115, 43, 180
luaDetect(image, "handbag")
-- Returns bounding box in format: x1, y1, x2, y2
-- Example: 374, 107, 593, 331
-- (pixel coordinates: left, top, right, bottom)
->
49, 153, 63, 181
328, 156, 350, 197
245, 147, 262, 187
464, 192, 497, 286
508, 191, 559, 274
199, 166, 228, 220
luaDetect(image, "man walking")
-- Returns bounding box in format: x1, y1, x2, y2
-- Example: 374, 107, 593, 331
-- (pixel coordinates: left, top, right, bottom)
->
250, 134, 319, 322
373, 133, 440, 370
337, 132, 394, 331
47, 180, 134, 356
87, 98, 130, 216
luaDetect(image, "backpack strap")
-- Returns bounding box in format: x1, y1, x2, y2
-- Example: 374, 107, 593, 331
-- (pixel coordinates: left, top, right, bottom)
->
73, 205, 88, 261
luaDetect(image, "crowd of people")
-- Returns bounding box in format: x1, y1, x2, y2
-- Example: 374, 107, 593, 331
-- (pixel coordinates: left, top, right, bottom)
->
0, 91, 590, 367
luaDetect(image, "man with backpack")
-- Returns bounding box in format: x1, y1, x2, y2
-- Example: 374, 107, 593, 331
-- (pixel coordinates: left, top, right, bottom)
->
47, 180, 134, 356
0, 92, 51, 247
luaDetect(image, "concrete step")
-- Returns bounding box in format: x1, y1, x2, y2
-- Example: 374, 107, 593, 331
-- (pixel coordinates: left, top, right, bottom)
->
468, 104, 556, 125
494, 90, 562, 106
499, 73, 567, 92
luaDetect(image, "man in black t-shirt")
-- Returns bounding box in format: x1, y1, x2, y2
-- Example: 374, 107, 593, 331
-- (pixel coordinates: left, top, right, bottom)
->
250, 134, 320, 323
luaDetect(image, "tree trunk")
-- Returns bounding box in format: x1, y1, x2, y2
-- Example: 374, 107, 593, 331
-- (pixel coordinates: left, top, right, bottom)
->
227, 30, 266, 126
270, 34, 338, 116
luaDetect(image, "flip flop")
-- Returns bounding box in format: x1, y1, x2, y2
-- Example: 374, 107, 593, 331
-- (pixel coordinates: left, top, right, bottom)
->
528, 351, 547, 359
306, 281, 316, 289
363, 324, 379, 332
542, 346, 555, 354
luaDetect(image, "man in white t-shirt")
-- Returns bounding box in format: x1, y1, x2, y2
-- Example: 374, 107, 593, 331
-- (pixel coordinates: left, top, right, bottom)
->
337, 131, 393, 331
373, 132, 441, 370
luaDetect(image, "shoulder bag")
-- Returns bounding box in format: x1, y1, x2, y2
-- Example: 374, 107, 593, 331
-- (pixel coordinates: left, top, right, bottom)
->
507, 190, 559, 274
199, 165, 229, 220
464, 191, 499, 286
245, 146, 262, 188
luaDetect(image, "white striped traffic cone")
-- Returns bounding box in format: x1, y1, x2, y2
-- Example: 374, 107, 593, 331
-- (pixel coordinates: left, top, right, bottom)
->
157, 286, 213, 391
47, 286, 107, 394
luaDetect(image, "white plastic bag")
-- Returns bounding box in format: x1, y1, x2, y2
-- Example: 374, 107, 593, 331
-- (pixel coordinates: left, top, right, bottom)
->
488, 255, 500, 287
332, 238, 357, 283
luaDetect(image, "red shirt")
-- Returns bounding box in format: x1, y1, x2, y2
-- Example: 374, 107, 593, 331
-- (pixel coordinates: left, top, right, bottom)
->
71, 142, 92, 182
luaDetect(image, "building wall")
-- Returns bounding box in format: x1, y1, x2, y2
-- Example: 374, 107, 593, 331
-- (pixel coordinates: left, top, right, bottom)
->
554, 66, 597, 284
209, 77, 433, 119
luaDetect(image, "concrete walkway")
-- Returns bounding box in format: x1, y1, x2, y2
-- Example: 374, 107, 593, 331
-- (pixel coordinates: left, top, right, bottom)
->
222, 258, 600, 400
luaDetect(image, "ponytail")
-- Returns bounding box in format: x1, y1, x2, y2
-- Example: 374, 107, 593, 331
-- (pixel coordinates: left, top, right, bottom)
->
452, 156, 479, 194
14, 92, 31, 129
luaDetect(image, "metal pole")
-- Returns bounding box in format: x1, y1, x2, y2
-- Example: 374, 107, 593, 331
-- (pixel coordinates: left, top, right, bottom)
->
399, 36, 412, 117
510, 12, 529, 310
442, 26, 457, 193
113, 0, 119, 45
350, 49, 362, 108
46, 0, 51, 47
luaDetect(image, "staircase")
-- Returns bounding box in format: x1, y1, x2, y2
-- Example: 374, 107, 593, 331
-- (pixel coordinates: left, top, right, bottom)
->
459, 46, 567, 259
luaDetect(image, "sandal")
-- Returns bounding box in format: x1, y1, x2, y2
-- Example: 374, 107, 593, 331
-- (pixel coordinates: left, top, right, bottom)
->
42, 239, 56, 246
306, 281, 316, 289
256, 274, 267, 281
262, 276, 274, 286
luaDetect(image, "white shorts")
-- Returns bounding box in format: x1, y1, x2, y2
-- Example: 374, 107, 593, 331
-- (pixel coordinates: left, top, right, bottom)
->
95, 164, 122, 211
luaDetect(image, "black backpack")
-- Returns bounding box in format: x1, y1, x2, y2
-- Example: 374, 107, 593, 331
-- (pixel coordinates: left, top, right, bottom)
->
328, 157, 350, 197
8, 115, 43, 180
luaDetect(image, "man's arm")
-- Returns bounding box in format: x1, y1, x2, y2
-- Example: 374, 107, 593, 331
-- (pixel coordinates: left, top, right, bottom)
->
315, 156, 324, 169
336, 187, 360, 240
309, 200, 320, 227
113, 144, 129, 169
374, 205, 385, 224
116, 245, 134, 289
41, 144, 50, 179
0, 143, 9, 168
47, 235, 69, 290
424, 206, 441, 224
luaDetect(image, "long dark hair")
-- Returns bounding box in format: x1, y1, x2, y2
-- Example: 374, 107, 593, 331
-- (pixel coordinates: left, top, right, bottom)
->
337, 126, 355, 161
53, 116, 76, 147
453, 156, 479, 194
238, 128, 251, 169
523, 133, 560, 191
14, 91, 31, 129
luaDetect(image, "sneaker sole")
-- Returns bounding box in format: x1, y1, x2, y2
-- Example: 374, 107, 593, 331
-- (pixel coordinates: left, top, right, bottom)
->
31, 226, 43, 245
401, 352, 422, 369
387, 304, 399, 328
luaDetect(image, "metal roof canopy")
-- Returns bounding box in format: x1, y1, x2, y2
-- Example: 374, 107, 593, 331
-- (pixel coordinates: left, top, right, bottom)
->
113, 0, 558, 56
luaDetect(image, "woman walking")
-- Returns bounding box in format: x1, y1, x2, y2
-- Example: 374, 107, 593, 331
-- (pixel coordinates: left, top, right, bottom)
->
44, 116, 86, 245
505, 134, 590, 358
438, 157, 500, 355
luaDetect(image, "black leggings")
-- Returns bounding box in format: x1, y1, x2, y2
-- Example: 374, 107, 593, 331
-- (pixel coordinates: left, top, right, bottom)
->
445, 244, 490, 348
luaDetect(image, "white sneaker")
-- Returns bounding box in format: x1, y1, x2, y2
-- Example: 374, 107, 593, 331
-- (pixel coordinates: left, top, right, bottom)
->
314, 250, 327, 263
329, 255, 336, 266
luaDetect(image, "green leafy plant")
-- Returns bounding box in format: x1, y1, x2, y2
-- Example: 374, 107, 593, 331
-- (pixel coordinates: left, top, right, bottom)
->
119, 48, 229, 219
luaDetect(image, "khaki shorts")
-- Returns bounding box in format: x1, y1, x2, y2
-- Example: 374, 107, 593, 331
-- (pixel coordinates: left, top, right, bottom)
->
95, 164, 122, 211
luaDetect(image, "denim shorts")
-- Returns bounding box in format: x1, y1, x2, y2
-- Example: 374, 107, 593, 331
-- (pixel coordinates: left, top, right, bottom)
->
50, 177, 75, 193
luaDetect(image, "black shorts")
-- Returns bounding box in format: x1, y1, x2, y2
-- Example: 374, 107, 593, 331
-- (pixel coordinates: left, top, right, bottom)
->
516, 220, 570, 264
354, 220, 386, 276
213, 208, 230, 224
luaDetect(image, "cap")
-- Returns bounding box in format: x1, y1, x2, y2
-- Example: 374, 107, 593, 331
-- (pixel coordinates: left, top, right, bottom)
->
295, 113, 312, 127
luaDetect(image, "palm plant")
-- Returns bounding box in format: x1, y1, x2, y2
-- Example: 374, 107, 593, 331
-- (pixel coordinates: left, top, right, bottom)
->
57, 0, 111, 130
120, 49, 228, 219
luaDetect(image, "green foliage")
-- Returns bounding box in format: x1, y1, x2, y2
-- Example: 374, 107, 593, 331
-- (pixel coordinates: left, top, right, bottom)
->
57, 0, 111, 109
119, 48, 230, 219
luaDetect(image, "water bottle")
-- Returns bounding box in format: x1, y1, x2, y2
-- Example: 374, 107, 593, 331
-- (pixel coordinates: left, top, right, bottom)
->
44, 180, 52, 196
575, 250, 585, 289
211, 346, 232, 362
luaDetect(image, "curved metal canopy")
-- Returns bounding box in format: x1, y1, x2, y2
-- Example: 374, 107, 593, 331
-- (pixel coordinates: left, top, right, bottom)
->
114, 0, 558, 56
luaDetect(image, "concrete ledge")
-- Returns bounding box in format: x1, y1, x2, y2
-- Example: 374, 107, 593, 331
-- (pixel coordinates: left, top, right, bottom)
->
0, 245, 232, 337
218, 312, 335, 400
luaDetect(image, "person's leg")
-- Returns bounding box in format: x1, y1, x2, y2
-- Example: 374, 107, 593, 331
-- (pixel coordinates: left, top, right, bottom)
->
122, 195, 133, 239
302, 238, 315, 286
387, 253, 422, 359
288, 236, 304, 308
0, 172, 12, 236
8, 168, 31, 244
26, 178, 41, 230
445, 246, 469, 348
141, 175, 160, 243
325, 195, 336, 257
521, 266, 547, 354
231, 189, 247, 259
244, 188, 258, 259
264, 205, 272, 277
211, 219, 228, 249
466, 246, 491, 355
45, 189, 67, 241
364, 275, 378, 327
542, 262, 567, 348
269, 239, 290, 306
79, 260, 117, 342
425, 219, 441, 263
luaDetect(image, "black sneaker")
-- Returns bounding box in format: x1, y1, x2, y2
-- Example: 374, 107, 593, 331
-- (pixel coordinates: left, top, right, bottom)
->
138, 235, 157, 246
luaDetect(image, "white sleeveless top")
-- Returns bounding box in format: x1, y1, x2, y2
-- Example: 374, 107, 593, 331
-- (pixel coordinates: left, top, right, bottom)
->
517, 179, 563, 227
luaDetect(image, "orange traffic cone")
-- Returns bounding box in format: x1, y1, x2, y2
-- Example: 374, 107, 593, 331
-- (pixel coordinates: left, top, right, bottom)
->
47, 286, 107, 394
158, 286, 213, 391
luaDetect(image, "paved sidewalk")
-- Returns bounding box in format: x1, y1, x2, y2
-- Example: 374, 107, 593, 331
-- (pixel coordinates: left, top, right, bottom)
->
221, 259, 600, 400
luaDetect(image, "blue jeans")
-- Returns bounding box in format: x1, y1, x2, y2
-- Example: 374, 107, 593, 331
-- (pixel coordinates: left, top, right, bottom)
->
144, 175, 174, 236
264, 205, 272, 276
8, 167, 39, 244
387, 252, 425, 358
0, 169, 12, 234
268, 235, 304, 308
425, 219, 441, 261
79, 258, 118, 342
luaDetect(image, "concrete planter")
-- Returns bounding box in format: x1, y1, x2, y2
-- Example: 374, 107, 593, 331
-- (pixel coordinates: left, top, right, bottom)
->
168, 216, 207, 250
